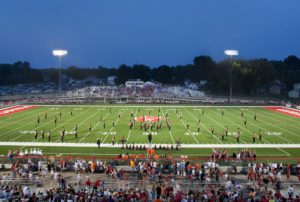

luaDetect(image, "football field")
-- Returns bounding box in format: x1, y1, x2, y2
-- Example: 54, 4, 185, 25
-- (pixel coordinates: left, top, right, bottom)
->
0, 105, 300, 158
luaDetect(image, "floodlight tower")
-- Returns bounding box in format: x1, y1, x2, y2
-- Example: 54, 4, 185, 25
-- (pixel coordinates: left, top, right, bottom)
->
224, 50, 239, 102
52, 50, 68, 93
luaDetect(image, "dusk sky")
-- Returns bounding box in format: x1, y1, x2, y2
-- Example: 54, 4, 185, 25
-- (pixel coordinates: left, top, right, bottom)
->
0, 0, 300, 68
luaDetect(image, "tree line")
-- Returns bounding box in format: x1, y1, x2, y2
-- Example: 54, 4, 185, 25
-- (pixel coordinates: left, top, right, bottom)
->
1, 55, 300, 95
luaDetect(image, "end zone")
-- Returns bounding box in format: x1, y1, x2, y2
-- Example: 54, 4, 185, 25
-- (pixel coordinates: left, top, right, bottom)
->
263, 106, 300, 119
0, 105, 38, 117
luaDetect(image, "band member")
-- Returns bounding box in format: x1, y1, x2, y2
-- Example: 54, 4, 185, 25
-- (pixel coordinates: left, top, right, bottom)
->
61, 131, 64, 142
59, 111, 62, 118
118, 112, 121, 118
44, 112, 48, 120
197, 126, 200, 133
220, 131, 224, 141
121, 136, 125, 146
225, 126, 229, 136
103, 122, 106, 129
54, 116, 57, 125
34, 129, 38, 140
74, 129, 78, 139
41, 129, 45, 140
236, 128, 241, 143
89, 123, 92, 132
129, 121, 133, 130
254, 113, 257, 121
202, 109, 205, 115
186, 123, 189, 130
75, 124, 78, 131
259, 129, 263, 141
148, 132, 152, 144
112, 120, 115, 127
244, 119, 247, 127
221, 109, 224, 116
211, 127, 214, 135
71, 110, 73, 116
97, 138, 101, 148
47, 130, 51, 142
112, 136, 115, 145
252, 132, 256, 143
37, 116, 40, 125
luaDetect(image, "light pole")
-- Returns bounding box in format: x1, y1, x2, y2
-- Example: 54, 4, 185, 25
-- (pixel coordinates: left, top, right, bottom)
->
224, 50, 239, 102
52, 49, 68, 93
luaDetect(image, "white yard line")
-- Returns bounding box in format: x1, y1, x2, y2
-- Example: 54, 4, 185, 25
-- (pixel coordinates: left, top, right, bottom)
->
254, 110, 300, 139
102, 111, 125, 143
17, 108, 94, 148
126, 108, 139, 142
0, 107, 43, 123
227, 109, 293, 144
226, 109, 290, 156
261, 108, 300, 126
0, 108, 47, 138
183, 108, 222, 144
172, 108, 199, 144
161, 107, 175, 144
16, 108, 93, 150
78, 110, 111, 143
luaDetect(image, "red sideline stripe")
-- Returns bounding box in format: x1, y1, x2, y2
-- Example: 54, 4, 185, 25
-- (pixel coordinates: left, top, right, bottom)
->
0, 105, 38, 117
263, 106, 300, 119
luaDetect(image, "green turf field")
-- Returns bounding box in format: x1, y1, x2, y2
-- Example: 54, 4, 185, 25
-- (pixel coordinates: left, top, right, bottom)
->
0, 105, 300, 157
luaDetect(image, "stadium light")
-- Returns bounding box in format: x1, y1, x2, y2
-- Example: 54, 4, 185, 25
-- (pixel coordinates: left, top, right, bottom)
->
224, 49, 239, 102
52, 49, 68, 93
224, 50, 239, 57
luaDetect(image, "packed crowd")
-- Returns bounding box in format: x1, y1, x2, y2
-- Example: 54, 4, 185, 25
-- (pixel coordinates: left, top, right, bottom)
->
211, 149, 257, 161
65, 85, 204, 99
1, 152, 300, 201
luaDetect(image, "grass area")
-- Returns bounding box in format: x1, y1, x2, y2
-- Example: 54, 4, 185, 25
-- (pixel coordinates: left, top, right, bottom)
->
1, 105, 300, 157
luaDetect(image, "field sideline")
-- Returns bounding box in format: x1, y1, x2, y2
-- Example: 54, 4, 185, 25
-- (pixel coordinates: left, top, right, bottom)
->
0, 105, 300, 157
